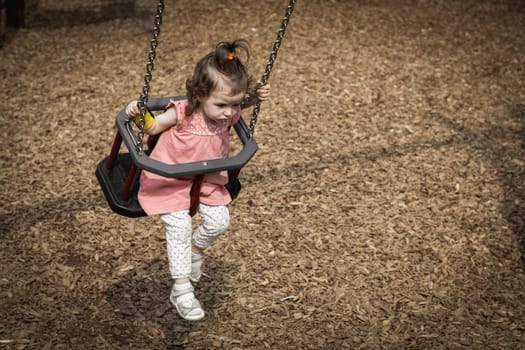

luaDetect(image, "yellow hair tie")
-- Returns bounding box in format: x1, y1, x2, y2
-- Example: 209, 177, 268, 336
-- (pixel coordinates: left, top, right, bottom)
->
227, 52, 235, 61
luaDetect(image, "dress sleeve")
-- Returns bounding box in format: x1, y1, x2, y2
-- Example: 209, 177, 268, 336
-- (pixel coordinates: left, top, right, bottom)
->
166, 99, 189, 129
165, 99, 179, 111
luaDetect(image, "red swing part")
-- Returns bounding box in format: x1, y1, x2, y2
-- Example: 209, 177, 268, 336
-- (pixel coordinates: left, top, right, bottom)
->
95, 96, 257, 218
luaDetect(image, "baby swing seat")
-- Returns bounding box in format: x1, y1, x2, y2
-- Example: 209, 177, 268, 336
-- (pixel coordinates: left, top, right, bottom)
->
95, 96, 257, 218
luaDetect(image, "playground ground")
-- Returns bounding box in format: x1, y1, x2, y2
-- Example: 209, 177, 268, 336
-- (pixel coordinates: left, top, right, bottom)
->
1, 0, 524, 349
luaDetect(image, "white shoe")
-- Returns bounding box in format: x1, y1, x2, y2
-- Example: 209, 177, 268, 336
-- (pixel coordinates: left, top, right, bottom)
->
170, 284, 204, 321
189, 253, 203, 283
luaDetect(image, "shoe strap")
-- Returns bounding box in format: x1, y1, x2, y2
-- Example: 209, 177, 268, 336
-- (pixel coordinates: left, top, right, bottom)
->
173, 284, 195, 298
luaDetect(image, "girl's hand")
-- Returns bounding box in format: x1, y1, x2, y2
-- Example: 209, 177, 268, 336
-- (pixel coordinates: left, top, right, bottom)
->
125, 100, 140, 117
257, 83, 271, 101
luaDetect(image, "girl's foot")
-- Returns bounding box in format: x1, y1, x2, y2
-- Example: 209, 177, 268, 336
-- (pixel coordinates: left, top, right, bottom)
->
170, 283, 204, 321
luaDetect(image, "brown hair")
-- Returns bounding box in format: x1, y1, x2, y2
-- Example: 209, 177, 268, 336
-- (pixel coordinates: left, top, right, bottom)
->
185, 39, 254, 116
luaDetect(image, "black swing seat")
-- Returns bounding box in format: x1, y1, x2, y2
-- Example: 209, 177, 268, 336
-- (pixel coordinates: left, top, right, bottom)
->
96, 96, 257, 218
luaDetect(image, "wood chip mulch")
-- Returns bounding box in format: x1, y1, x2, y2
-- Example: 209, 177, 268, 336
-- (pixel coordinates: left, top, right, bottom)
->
1, 0, 524, 349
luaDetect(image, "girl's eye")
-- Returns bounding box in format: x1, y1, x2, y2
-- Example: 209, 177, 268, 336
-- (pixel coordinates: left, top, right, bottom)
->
215, 103, 240, 108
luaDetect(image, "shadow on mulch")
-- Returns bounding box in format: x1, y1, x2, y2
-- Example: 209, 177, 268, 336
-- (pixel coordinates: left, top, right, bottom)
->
25, 0, 150, 29
250, 105, 525, 261
507, 103, 525, 253
103, 258, 235, 349
0, 189, 102, 237
435, 105, 525, 261
2, 0, 151, 51
428, 105, 525, 260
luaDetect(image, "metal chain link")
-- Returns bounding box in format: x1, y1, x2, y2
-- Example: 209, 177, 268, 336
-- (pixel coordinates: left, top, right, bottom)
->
133, 0, 294, 145
249, 0, 297, 138
136, 0, 164, 153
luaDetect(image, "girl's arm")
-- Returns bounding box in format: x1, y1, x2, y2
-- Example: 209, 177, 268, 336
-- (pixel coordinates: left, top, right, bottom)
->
125, 101, 178, 135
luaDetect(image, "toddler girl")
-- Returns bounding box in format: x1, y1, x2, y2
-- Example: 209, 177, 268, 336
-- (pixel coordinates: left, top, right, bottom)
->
126, 40, 270, 321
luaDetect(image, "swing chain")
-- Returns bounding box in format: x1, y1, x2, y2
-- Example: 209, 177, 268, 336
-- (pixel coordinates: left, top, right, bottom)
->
137, 0, 164, 154
249, 0, 296, 138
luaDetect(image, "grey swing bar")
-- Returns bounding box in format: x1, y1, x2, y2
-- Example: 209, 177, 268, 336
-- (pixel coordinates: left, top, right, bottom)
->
119, 97, 257, 178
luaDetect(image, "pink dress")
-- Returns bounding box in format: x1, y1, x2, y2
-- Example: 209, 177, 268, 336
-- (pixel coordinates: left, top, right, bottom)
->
138, 99, 241, 215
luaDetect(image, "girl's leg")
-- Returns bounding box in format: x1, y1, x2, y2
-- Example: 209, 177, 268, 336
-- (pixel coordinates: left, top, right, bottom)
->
192, 204, 230, 250
161, 211, 204, 321
190, 204, 230, 282
161, 211, 193, 280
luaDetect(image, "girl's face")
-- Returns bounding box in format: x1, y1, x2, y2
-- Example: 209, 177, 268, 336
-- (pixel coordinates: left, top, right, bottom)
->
198, 78, 245, 123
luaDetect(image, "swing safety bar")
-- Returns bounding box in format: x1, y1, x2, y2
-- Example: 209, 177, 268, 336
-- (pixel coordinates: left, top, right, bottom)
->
119, 97, 258, 178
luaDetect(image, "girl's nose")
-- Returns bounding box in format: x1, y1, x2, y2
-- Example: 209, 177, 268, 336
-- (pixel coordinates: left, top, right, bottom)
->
225, 107, 234, 118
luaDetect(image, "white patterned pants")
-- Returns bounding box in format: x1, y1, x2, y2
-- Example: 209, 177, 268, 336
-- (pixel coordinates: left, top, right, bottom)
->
161, 204, 230, 279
